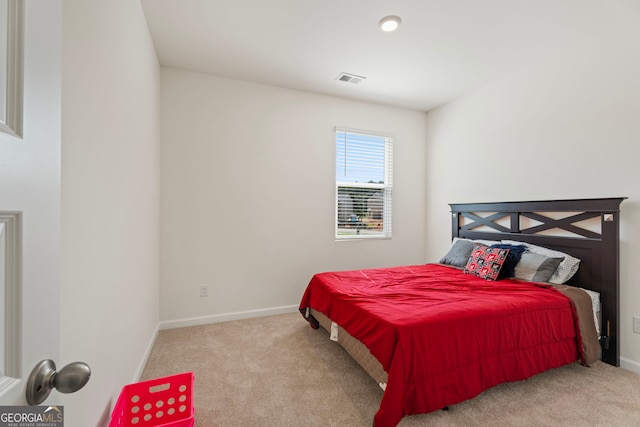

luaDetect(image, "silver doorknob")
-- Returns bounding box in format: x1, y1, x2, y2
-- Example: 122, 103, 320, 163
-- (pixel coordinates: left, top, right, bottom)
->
26, 359, 91, 405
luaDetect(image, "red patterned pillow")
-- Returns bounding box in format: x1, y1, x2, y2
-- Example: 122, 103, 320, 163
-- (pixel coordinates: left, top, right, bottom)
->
464, 244, 510, 280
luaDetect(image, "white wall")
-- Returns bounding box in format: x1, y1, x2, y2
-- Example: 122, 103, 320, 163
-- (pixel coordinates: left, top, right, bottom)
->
60, 1, 160, 425
160, 69, 428, 325
424, 1, 640, 371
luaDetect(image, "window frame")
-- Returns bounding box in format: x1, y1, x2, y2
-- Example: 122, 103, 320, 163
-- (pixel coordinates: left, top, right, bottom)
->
335, 127, 393, 240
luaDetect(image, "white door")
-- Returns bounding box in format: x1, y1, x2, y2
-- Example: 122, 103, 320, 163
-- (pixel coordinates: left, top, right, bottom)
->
0, 0, 63, 405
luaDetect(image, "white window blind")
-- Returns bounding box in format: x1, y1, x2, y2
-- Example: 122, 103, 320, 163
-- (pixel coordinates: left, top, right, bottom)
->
335, 128, 393, 239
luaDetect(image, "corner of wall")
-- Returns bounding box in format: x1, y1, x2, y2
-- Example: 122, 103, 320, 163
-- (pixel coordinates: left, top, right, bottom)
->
620, 357, 640, 375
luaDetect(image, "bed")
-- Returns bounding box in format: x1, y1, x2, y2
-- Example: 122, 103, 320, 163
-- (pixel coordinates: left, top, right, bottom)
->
299, 198, 625, 427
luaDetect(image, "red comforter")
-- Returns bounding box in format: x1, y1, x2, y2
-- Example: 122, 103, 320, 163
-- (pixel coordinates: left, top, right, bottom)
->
299, 264, 584, 427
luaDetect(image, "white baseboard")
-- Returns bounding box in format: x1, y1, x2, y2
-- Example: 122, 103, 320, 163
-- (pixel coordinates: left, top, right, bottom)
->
620, 356, 640, 374
134, 324, 160, 381
158, 305, 299, 330
103, 324, 160, 427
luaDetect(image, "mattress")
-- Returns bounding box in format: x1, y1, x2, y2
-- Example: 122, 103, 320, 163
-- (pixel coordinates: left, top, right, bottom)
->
311, 289, 600, 389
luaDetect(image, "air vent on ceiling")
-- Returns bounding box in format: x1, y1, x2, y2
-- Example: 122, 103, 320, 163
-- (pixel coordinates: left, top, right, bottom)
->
336, 72, 366, 84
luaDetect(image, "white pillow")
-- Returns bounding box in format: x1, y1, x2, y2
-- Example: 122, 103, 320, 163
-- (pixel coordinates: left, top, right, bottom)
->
514, 252, 564, 282
453, 237, 501, 247
502, 240, 580, 284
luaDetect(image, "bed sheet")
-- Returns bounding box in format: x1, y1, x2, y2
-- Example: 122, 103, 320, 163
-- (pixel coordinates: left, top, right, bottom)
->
299, 263, 585, 427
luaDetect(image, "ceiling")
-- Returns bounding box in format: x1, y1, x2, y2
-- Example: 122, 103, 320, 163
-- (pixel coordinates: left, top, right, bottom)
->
140, 0, 612, 112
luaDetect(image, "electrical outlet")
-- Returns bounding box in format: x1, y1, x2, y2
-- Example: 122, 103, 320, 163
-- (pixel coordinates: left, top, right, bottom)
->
199, 285, 209, 298
634, 315, 640, 334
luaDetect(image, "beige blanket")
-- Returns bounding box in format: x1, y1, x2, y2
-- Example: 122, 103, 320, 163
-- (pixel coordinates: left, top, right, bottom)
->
551, 284, 600, 366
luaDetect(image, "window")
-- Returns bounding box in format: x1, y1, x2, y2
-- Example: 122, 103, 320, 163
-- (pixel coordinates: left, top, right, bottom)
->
335, 128, 392, 239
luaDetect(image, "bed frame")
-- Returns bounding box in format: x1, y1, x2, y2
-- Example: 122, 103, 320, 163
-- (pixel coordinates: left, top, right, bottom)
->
449, 197, 626, 366
308, 197, 626, 400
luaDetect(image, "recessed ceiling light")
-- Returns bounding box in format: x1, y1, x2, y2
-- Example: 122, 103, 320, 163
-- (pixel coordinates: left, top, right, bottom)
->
378, 15, 402, 32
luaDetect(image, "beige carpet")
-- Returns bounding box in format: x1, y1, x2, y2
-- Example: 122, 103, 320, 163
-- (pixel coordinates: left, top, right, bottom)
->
141, 312, 640, 426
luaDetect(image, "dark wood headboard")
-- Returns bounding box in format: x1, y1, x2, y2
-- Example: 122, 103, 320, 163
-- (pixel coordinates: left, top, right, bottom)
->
449, 197, 626, 366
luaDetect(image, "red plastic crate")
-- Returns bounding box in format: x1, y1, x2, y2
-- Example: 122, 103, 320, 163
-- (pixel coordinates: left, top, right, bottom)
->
109, 372, 194, 427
